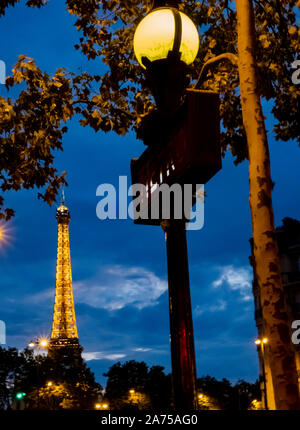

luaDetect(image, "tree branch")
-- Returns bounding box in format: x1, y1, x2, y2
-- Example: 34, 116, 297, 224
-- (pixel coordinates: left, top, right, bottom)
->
193, 53, 238, 89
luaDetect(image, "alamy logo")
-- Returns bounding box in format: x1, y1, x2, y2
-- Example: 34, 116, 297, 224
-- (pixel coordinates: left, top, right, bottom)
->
96, 176, 204, 231
0, 320, 6, 344
292, 320, 300, 344
291, 60, 300, 85
0, 60, 6, 85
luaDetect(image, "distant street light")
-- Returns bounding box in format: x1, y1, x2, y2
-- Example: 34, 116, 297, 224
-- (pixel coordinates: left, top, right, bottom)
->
28, 337, 49, 409
39, 338, 49, 348
255, 337, 269, 410
0, 221, 12, 249
95, 403, 109, 410
28, 337, 49, 350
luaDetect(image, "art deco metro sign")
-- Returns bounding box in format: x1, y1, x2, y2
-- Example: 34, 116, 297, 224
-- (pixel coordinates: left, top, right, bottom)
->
131, 89, 222, 225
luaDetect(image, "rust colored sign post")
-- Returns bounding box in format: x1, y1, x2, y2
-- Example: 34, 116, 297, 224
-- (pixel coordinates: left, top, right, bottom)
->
161, 219, 198, 409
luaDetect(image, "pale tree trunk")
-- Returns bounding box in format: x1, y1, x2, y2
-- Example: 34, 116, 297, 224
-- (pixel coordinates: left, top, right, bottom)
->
235, 0, 300, 409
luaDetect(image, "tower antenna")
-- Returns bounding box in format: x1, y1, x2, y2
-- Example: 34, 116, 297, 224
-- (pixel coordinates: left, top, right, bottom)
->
61, 186, 65, 206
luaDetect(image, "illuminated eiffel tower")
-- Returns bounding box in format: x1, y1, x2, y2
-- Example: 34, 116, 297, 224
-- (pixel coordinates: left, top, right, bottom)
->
49, 192, 81, 356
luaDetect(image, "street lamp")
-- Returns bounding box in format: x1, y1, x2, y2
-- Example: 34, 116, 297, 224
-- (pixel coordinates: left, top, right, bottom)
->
133, 3, 199, 115
0, 221, 12, 249
255, 337, 268, 410
28, 337, 49, 409
131, 1, 208, 411
39, 338, 49, 348
28, 338, 49, 350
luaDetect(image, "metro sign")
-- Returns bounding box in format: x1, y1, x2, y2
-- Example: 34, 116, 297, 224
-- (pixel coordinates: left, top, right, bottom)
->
131, 89, 222, 225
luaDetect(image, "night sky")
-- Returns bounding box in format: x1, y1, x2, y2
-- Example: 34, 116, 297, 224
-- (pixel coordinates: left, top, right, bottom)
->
1, 2, 300, 388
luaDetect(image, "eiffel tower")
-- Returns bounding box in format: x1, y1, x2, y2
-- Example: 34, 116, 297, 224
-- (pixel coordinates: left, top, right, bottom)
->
49, 192, 82, 356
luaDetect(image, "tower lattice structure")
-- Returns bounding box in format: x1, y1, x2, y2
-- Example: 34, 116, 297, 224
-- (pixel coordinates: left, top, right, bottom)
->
50, 197, 80, 351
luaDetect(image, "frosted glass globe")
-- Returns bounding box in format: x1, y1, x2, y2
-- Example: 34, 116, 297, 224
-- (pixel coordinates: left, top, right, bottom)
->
134, 8, 199, 69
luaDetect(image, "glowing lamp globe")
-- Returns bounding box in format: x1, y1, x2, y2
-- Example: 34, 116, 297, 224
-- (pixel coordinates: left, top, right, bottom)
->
133, 8, 199, 69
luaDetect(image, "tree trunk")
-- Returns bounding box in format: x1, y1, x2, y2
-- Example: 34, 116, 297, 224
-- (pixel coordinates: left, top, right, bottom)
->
235, 0, 300, 409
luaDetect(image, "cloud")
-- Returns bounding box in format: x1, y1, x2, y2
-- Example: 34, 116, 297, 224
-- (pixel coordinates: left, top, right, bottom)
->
194, 299, 227, 316
73, 265, 167, 311
212, 265, 252, 302
24, 265, 167, 312
133, 347, 152, 352
82, 351, 127, 361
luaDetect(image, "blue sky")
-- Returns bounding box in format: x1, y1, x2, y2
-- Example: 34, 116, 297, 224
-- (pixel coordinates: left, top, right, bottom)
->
1, 1, 300, 387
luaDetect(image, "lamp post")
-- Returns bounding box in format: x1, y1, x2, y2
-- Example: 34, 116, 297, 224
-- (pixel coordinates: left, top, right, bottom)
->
133, 1, 201, 410
28, 337, 49, 409
255, 337, 268, 410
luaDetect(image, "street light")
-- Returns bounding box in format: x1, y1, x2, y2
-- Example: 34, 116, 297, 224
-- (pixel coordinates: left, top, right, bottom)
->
28, 337, 49, 351
134, 8, 199, 68
133, 3, 199, 115
255, 337, 269, 410
39, 338, 49, 348
95, 403, 109, 410
28, 337, 49, 409
131, 1, 209, 411
0, 221, 12, 249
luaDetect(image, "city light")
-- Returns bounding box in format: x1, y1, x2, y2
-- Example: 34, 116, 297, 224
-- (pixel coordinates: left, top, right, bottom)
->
95, 403, 109, 410
16, 392, 26, 399
255, 337, 268, 345
39, 338, 48, 348
0, 221, 13, 250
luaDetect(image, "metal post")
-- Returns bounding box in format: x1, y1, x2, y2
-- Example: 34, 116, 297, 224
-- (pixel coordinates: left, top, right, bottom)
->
261, 343, 268, 410
161, 220, 198, 410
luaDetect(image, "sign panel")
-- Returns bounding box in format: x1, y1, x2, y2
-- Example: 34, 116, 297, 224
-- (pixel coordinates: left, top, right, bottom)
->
131, 89, 221, 225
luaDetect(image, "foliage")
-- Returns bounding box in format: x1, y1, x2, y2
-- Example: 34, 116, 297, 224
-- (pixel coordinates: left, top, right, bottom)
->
0, 0, 299, 218
0, 346, 102, 410
197, 376, 261, 410
0, 347, 36, 409
103, 360, 172, 409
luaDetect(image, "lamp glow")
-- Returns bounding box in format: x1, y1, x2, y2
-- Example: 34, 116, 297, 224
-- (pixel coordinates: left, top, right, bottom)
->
39, 338, 48, 348
133, 8, 199, 69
